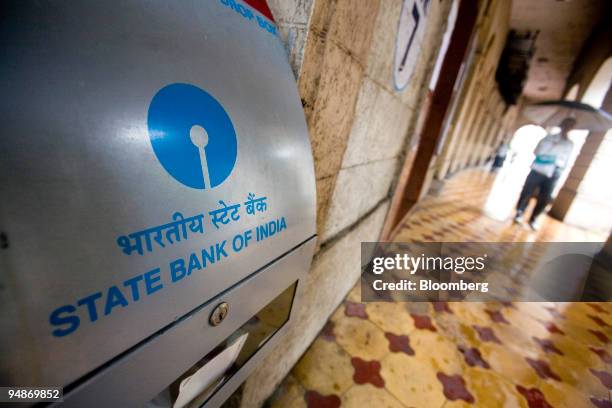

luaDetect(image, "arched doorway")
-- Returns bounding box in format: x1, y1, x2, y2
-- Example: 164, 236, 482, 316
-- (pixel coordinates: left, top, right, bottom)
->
551, 56, 612, 233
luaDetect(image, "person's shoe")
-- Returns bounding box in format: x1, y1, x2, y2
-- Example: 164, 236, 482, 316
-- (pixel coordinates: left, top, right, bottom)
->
513, 213, 524, 224
527, 220, 539, 231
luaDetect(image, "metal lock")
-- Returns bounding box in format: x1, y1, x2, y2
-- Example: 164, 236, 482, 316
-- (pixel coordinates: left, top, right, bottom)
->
209, 302, 229, 326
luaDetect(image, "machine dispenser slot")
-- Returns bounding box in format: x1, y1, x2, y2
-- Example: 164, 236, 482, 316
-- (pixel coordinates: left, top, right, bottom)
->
147, 282, 297, 408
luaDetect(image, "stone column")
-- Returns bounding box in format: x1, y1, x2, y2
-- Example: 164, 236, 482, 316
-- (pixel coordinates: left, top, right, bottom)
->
549, 87, 612, 232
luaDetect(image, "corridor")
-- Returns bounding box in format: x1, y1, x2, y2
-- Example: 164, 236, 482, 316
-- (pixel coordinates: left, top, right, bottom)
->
268, 169, 611, 408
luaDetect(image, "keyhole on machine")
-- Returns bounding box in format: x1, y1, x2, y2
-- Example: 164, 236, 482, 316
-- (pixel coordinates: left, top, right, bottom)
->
210, 302, 229, 326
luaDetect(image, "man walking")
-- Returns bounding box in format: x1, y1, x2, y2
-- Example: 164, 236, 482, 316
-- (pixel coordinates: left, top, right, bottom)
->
514, 117, 576, 230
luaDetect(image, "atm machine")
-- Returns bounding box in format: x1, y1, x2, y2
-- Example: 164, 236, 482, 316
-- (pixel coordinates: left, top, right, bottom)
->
0, 1, 317, 407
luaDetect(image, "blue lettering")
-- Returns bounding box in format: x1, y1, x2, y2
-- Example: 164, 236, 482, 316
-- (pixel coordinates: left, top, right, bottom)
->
237, 4, 254, 19
202, 245, 216, 266
104, 286, 128, 316
123, 275, 143, 302
77, 292, 102, 322
170, 258, 186, 282
232, 234, 244, 252
268, 220, 277, 236
244, 229, 253, 247
216, 241, 228, 260
188, 253, 202, 275
256, 217, 287, 242
145, 268, 163, 295
50, 264, 178, 337
221, 0, 254, 19
49, 305, 80, 337
257, 16, 277, 35
257, 224, 268, 241
219, 0, 275, 36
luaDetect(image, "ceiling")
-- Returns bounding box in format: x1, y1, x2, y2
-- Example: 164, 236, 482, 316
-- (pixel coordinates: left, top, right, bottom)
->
510, 0, 606, 102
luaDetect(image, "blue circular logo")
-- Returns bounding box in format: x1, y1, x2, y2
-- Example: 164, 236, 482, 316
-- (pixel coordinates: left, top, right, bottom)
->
147, 83, 238, 189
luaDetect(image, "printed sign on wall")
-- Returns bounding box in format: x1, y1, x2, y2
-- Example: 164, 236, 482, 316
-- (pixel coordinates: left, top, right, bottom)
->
393, 0, 430, 91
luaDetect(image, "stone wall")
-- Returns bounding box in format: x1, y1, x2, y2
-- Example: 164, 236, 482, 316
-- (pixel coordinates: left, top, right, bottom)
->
267, 0, 314, 77
238, 1, 453, 407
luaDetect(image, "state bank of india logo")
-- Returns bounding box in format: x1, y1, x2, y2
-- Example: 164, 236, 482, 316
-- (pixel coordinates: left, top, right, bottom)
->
147, 83, 238, 189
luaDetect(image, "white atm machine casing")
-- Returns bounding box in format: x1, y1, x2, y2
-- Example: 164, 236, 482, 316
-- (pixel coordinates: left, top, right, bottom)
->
0, 1, 316, 407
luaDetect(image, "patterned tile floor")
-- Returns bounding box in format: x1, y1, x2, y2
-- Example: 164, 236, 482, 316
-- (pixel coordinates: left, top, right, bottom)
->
267, 168, 611, 408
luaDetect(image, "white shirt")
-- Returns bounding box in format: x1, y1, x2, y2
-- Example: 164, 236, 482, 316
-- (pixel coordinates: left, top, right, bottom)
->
531, 133, 574, 178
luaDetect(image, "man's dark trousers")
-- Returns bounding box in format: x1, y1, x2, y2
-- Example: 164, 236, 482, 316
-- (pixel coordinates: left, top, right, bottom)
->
516, 169, 558, 222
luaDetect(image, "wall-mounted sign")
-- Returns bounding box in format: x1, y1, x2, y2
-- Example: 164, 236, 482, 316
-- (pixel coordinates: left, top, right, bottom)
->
428, 0, 458, 92
394, 0, 430, 90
